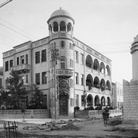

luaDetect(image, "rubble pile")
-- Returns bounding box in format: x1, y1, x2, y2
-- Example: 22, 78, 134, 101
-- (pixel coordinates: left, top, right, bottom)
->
23, 119, 83, 131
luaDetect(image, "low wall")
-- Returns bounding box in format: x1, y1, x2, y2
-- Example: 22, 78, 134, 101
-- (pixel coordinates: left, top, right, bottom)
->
75, 109, 122, 119
0, 109, 50, 119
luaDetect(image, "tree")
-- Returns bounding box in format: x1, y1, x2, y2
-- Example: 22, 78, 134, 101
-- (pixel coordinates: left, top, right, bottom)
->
6, 69, 27, 109
29, 85, 44, 109
0, 87, 11, 109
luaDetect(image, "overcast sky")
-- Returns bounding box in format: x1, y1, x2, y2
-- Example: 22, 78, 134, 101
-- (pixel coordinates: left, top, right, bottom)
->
0, 0, 138, 83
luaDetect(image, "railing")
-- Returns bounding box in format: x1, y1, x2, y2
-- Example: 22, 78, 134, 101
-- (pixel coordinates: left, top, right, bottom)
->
56, 69, 73, 77
11, 64, 31, 72
50, 32, 72, 40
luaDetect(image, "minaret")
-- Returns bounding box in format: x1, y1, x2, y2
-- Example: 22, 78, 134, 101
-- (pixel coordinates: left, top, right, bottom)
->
47, 8, 75, 118
131, 35, 138, 80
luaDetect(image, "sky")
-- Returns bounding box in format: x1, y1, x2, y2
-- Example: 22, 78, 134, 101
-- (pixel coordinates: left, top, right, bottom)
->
0, 0, 137, 83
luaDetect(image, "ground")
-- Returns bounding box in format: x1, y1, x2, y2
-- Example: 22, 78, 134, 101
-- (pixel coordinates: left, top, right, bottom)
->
0, 117, 138, 138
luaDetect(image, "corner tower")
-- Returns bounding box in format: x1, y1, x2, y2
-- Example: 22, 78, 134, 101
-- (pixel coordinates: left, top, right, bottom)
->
47, 8, 75, 118
131, 35, 138, 80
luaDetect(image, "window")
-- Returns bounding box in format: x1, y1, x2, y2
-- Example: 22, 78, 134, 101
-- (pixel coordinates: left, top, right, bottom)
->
53, 22, 58, 32
5, 61, 8, 71
75, 50, 79, 63
26, 75, 28, 83
41, 49, 46, 62
21, 55, 24, 64
81, 74, 84, 85
75, 72, 79, 84
60, 21, 66, 31
17, 57, 19, 65
60, 57, 66, 69
42, 72, 47, 84
80, 53, 84, 65
26, 54, 28, 64
61, 41, 65, 48
70, 59, 73, 67
10, 60, 13, 68
35, 73, 40, 85
75, 94, 79, 106
35, 51, 40, 64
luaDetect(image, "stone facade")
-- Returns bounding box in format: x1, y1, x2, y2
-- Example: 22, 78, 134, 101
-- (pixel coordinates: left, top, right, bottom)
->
123, 79, 138, 121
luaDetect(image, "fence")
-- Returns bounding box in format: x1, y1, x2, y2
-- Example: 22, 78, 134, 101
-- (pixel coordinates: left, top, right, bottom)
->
0, 109, 50, 119
75, 109, 122, 119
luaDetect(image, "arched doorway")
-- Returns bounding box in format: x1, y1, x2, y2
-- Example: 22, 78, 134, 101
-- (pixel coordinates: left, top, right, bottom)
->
87, 94, 93, 106
94, 95, 100, 106
59, 93, 68, 115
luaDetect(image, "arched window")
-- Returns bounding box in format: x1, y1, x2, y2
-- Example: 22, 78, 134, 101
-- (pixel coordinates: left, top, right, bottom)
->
100, 62, 105, 73
60, 21, 66, 31
67, 22, 72, 32
61, 41, 65, 48
87, 94, 93, 106
101, 96, 105, 106
100, 79, 105, 91
94, 95, 100, 106
94, 77, 100, 88
86, 74, 93, 90
53, 22, 58, 32
60, 56, 66, 69
86, 55, 93, 68
106, 65, 111, 76
93, 59, 99, 71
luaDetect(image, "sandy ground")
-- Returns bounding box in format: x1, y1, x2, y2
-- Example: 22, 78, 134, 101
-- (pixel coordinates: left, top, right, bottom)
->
0, 118, 138, 138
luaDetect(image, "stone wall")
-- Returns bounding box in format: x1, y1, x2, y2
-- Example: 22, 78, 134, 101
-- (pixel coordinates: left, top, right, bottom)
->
0, 109, 50, 119
123, 80, 138, 121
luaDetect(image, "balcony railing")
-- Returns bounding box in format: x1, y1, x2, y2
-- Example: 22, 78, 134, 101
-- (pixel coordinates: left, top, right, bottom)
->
56, 69, 73, 78
11, 64, 31, 73
50, 32, 72, 41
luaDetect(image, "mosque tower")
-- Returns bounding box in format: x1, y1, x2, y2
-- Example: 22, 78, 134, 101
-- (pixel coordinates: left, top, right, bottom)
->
131, 35, 138, 80
47, 8, 75, 118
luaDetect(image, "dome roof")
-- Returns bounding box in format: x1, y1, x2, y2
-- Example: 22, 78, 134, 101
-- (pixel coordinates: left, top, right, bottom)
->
47, 8, 75, 24
50, 8, 71, 18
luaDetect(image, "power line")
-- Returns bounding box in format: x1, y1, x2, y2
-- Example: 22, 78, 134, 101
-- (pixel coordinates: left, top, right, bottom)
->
0, 0, 12, 8
0, 18, 37, 39
0, 22, 34, 40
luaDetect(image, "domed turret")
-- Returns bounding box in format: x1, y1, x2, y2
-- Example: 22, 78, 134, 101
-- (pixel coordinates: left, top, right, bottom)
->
47, 8, 74, 24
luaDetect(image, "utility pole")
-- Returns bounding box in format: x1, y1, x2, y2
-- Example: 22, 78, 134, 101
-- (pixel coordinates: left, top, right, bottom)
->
0, 0, 12, 8
51, 46, 60, 119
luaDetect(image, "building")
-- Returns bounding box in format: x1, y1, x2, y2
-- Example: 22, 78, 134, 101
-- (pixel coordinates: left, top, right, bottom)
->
3, 8, 112, 118
123, 34, 138, 121
112, 82, 123, 109
0, 67, 3, 88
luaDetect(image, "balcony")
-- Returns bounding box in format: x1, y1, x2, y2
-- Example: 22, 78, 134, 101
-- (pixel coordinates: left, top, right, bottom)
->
56, 69, 73, 78
11, 64, 31, 74
49, 32, 72, 41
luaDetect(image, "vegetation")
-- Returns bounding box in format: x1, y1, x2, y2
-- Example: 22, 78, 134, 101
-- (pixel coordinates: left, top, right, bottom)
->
28, 84, 44, 109
6, 69, 27, 109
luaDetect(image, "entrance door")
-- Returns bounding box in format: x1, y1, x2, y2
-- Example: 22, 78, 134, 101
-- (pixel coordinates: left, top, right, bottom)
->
59, 94, 68, 116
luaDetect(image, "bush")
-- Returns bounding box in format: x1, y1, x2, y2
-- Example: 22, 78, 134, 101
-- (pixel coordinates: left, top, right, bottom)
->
74, 106, 80, 111
84, 106, 94, 110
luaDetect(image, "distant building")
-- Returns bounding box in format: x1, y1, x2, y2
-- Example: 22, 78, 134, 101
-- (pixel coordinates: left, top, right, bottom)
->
112, 82, 123, 109
2, 8, 112, 118
0, 67, 3, 88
